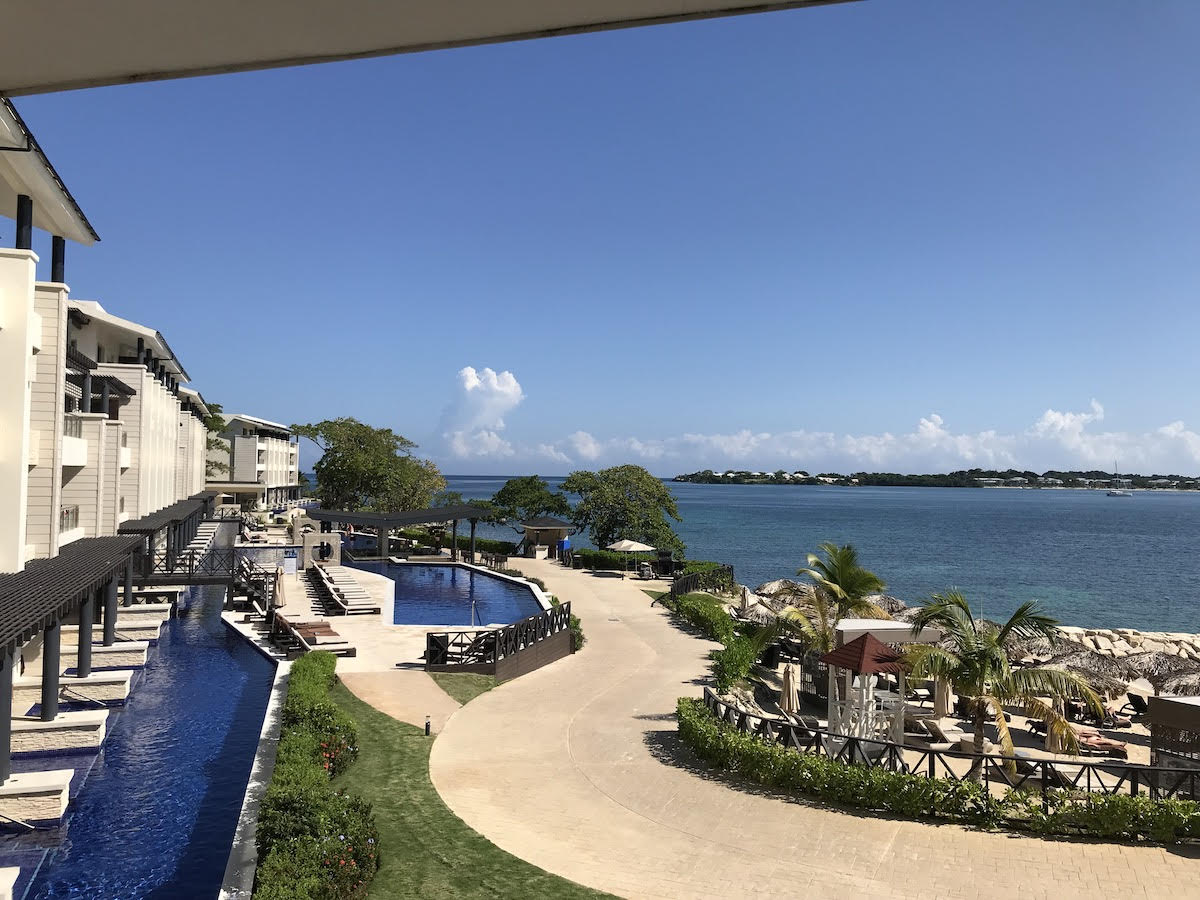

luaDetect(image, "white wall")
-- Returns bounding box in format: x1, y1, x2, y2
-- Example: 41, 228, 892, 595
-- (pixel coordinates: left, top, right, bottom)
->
0, 249, 39, 572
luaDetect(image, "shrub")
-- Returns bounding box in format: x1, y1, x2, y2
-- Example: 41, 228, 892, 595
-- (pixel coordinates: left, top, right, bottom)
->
255, 653, 379, 899
709, 636, 760, 692
549, 597, 586, 651
675, 697, 1200, 842
496, 567, 547, 592
665, 592, 736, 644
572, 548, 652, 571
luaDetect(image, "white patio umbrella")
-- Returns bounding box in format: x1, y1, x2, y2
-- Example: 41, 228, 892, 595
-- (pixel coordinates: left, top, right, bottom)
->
606, 539, 655, 576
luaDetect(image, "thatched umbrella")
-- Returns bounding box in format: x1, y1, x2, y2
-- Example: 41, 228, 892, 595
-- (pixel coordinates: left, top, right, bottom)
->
1042, 647, 1141, 700
1160, 670, 1200, 697
1005, 629, 1074, 664
1126, 651, 1200, 695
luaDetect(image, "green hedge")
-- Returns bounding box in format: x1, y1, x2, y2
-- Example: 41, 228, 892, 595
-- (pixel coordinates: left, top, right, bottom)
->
573, 548, 652, 571
658, 591, 736, 645
676, 697, 1200, 843
255, 653, 380, 899
549, 596, 586, 652
395, 527, 517, 556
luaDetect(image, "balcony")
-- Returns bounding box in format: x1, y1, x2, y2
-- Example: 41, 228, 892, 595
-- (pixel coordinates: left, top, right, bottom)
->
62, 415, 87, 467
59, 505, 83, 546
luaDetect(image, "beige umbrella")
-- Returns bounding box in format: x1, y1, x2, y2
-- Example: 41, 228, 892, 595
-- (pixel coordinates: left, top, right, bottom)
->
606, 539, 655, 576
780, 663, 800, 716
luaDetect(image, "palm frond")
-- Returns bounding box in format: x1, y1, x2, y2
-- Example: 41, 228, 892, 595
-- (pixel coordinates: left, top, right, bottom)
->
1001, 666, 1104, 721
905, 644, 961, 682
981, 693, 1017, 774
996, 600, 1060, 645
1014, 695, 1081, 755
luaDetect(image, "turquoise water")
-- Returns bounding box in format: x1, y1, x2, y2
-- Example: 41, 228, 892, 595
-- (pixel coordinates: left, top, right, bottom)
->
446, 476, 1200, 633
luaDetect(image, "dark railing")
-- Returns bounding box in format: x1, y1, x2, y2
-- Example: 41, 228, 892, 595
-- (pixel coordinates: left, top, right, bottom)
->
146, 547, 238, 579
668, 565, 734, 602
702, 687, 1200, 805
426, 602, 572, 671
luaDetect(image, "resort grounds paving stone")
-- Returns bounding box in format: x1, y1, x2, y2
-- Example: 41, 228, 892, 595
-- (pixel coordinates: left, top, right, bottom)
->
429, 559, 1200, 900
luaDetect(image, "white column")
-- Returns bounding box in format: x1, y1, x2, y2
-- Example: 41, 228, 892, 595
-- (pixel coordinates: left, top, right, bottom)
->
0, 249, 39, 571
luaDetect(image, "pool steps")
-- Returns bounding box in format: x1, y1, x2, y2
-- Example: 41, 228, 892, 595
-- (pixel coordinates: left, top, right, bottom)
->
11, 671, 133, 712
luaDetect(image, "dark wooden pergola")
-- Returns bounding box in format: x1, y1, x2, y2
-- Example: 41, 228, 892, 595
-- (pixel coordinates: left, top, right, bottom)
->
119, 490, 219, 578
0, 535, 144, 783
306, 504, 490, 562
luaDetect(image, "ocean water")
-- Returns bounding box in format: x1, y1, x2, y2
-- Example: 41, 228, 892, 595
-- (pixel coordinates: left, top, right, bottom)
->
445, 476, 1200, 634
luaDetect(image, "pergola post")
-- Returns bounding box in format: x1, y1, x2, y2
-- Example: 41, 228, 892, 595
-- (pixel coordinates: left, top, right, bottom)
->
80, 372, 92, 413
377, 526, 388, 560
933, 678, 950, 718
41, 621, 60, 721
51, 235, 66, 282
123, 557, 134, 607
14, 195, 32, 250
103, 576, 119, 646
451, 520, 458, 562
77, 588, 96, 678
0, 649, 12, 785
469, 519, 477, 564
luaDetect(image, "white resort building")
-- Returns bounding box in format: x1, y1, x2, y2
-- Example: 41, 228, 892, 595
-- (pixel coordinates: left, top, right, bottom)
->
206, 413, 301, 510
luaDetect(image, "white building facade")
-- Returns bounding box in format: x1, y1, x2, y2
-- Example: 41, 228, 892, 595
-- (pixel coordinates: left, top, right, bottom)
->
207, 414, 301, 510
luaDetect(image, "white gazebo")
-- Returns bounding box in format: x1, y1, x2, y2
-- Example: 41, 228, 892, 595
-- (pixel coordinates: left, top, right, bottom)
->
820, 619, 946, 748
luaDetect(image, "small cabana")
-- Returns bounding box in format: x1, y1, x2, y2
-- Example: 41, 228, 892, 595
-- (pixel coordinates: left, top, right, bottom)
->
1147, 695, 1200, 773
513, 516, 576, 559
820, 634, 908, 745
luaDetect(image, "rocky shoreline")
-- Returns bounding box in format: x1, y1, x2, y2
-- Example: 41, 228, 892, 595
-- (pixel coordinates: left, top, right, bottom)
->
745, 578, 1200, 663
1056, 625, 1200, 661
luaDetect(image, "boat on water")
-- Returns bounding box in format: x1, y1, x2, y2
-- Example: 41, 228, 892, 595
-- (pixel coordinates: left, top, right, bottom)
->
1108, 462, 1132, 497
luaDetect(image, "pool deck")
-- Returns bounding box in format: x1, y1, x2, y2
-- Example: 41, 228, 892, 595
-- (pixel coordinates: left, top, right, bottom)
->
425, 557, 1199, 900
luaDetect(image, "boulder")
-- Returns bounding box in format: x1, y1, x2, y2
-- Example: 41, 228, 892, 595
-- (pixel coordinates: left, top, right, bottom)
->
1111, 639, 1134, 656
1093, 634, 1114, 652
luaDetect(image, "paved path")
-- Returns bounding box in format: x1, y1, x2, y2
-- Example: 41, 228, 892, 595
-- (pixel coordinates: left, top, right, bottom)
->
430, 560, 1200, 900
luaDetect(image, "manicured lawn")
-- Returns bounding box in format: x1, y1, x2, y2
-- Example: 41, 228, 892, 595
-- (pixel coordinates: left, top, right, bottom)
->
330, 682, 612, 900
429, 672, 495, 706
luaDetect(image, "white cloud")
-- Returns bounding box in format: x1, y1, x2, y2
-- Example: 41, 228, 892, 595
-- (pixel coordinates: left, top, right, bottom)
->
524, 403, 1200, 475
440, 366, 524, 458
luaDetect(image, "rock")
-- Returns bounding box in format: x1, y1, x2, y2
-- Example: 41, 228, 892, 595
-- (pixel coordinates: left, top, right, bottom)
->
1058, 625, 1085, 636
753, 579, 811, 600
1093, 634, 1114, 651
1143, 640, 1167, 654
1079, 635, 1098, 651
1129, 634, 1145, 648
1111, 639, 1133, 656
863, 593, 908, 615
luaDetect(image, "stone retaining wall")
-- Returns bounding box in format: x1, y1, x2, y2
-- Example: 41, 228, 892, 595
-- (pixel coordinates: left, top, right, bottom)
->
1056, 625, 1200, 660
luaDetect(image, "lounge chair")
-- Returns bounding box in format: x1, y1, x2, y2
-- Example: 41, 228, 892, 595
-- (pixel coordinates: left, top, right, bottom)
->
1118, 692, 1149, 717
1013, 749, 1076, 789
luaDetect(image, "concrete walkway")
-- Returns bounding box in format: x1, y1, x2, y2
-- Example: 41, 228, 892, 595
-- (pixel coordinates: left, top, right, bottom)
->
430, 559, 1200, 900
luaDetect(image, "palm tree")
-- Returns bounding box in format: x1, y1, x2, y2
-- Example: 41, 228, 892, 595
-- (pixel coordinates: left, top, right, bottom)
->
779, 542, 888, 653
907, 591, 1103, 776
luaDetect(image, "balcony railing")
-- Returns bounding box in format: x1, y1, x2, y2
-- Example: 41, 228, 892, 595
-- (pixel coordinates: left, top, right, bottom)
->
59, 505, 80, 532
63, 415, 82, 438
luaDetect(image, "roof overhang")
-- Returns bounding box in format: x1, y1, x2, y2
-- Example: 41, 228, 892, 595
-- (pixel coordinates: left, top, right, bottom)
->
68, 299, 192, 381
835, 618, 942, 646
307, 504, 490, 528
0, 1, 857, 96
0, 98, 98, 244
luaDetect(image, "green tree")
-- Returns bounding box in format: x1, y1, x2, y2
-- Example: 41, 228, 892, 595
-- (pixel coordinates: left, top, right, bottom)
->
907, 591, 1103, 773
562, 465, 684, 554
204, 401, 229, 478
780, 542, 889, 653
292, 418, 445, 512
491, 475, 571, 522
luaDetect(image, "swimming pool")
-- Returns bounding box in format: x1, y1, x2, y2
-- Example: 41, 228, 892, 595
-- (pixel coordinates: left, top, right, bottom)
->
367, 563, 543, 626
0, 583, 274, 899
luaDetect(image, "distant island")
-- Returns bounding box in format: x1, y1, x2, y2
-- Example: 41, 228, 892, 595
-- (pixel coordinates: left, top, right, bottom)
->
672, 468, 1200, 490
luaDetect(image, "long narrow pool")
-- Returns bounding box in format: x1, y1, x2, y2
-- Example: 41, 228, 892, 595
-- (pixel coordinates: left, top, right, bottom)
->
0, 583, 275, 899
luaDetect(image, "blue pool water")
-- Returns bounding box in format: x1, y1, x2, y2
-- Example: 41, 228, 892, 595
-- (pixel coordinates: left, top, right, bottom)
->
0, 583, 275, 899
371, 563, 541, 626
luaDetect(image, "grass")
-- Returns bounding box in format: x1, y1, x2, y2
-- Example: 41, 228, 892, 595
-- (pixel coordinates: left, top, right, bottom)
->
429, 673, 496, 706
330, 682, 612, 900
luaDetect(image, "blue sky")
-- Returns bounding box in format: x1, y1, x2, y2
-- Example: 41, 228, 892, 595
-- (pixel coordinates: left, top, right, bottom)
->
12, 1, 1200, 476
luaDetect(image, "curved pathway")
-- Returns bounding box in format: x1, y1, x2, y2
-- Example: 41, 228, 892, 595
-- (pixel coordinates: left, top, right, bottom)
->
430, 560, 1199, 900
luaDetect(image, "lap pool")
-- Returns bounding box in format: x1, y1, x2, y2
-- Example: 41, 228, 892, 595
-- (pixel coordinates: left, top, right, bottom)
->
0, 583, 274, 899
354, 563, 543, 626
